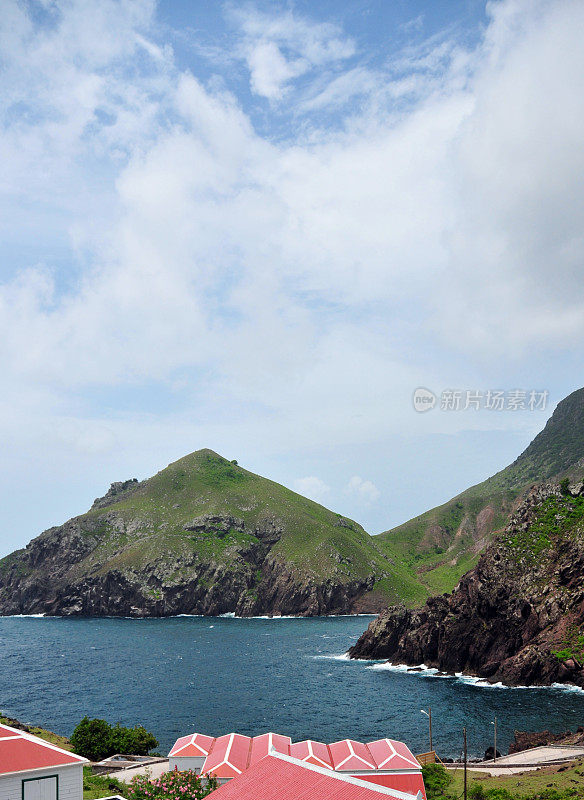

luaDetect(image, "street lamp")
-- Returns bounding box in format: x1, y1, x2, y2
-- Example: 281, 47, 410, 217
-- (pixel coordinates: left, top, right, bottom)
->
420, 708, 432, 753
490, 717, 497, 762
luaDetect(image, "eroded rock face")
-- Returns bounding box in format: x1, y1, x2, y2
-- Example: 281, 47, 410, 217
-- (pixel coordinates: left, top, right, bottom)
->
349, 483, 584, 687
91, 479, 140, 509
0, 511, 374, 618
508, 730, 570, 754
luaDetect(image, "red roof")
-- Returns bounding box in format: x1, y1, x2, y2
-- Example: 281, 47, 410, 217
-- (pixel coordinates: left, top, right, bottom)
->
202, 733, 252, 778
289, 739, 333, 769
168, 732, 215, 758
249, 733, 291, 765
169, 730, 424, 791
367, 739, 421, 771
0, 724, 87, 776
358, 773, 426, 798
329, 739, 377, 771
209, 753, 422, 800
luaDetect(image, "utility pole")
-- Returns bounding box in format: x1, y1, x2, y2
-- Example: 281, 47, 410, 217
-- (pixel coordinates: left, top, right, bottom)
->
429, 707, 433, 753
463, 727, 468, 800
420, 708, 433, 753
493, 717, 497, 762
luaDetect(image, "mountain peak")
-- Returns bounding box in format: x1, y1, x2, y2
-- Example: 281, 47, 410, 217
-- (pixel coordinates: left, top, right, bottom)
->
374, 386, 584, 603
511, 387, 584, 482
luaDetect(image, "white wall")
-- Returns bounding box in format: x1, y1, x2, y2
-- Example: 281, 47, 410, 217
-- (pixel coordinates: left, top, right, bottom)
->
0, 765, 83, 800
168, 757, 204, 773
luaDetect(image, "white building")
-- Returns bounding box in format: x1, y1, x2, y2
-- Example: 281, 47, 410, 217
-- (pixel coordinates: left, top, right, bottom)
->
0, 723, 87, 800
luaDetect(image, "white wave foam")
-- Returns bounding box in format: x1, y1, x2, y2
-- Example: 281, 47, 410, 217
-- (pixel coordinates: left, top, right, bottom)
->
313, 652, 351, 660
2, 613, 48, 618
361, 663, 584, 693
551, 682, 584, 694
368, 662, 439, 675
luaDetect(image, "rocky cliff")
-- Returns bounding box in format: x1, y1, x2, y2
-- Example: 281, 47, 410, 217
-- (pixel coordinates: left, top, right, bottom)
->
374, 387, 584, 602
0, 450, 413, 617
350, 482, 584, 687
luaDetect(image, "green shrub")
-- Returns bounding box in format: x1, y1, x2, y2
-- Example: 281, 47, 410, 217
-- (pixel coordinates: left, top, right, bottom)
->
422, 764, 453, 800
71, 717, 158, 761
111, 723, 158, 755
71, 718, 113, 762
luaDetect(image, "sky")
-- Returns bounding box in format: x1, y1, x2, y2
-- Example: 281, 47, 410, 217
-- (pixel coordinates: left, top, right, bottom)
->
1, 0, 583, 558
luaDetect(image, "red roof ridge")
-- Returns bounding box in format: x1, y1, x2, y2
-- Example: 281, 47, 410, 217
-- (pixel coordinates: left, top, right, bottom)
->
331, 739, 377, 771
0, 723, 87, 763
367, 738, 420, 770
0, 723, 88, 777
246, 734, 253, 770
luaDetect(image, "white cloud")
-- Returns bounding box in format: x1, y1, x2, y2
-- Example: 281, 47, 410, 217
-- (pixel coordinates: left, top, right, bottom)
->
293, 476, 331, 504
1, 0, 584, 552
228, 5, 355, 99
346, 476, 381, 505
1, 0, 582, 399
246, 40, 306, 100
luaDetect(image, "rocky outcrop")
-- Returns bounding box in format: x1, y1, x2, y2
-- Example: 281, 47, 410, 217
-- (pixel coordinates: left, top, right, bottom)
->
350, 483, 584, 687
92, 479, 139, 509
0, 514, 374, 617
0, 450, 393, 617
508, 730, 573, 754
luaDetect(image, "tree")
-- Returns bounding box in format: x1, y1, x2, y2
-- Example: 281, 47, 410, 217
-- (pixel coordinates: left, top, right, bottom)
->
71, 717, 158, 761
111, 723, 158, 755
70, 717, 113, 762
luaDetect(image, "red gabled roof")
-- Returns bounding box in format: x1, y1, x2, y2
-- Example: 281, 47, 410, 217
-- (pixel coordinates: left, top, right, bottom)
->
169, 729, 424, 793
329, 739, 377, 771
168, 732, 215, 758
209, 753, 422, 800
202, 733, 252, 779
0, 724, 87, 776
249, 733, 291, 766
367, 739, 421, 771
289, 739, 333, 769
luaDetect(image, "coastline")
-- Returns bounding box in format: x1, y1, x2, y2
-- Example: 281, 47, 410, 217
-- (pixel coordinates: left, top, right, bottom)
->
358, 658, 584, 694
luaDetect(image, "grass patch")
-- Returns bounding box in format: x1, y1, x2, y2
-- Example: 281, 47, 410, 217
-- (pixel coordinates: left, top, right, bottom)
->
0, 715, 71, 751
83, 767, 126, 800
552, 624, 584, 663
505, 495, 584, 563
446, 759, 584, 799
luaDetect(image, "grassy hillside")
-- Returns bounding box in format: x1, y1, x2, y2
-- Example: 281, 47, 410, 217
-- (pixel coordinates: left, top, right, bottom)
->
74, 449, 425, 604
446, 761, 584, 800
0, 714, 71, 751
375, 387, 584, 600
0, 449, 429, 615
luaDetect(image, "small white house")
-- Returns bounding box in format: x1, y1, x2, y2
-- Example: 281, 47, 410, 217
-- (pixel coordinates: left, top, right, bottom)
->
0, 723, 87, 800
168, 732, 215, 773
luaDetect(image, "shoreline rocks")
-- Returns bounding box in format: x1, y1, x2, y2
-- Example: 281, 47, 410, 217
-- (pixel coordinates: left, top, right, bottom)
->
349, 483, 584, 688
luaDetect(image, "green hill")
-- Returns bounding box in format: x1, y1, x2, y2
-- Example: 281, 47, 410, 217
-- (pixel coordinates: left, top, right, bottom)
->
0, 449, 425, 617
375, 387, 584, 600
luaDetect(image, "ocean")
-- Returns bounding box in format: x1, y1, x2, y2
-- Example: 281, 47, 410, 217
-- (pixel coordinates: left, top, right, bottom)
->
2, 614, 583, 759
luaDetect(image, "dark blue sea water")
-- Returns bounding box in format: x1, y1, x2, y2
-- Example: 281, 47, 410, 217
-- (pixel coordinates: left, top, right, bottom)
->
2, 615, 584, 760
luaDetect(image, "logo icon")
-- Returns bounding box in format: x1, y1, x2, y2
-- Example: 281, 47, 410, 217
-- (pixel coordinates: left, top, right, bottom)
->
412, 387, 436, 413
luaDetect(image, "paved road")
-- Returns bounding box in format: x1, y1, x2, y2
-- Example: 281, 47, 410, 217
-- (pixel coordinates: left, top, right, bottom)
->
106, 760, 170, 782
446, 745, 584, 776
